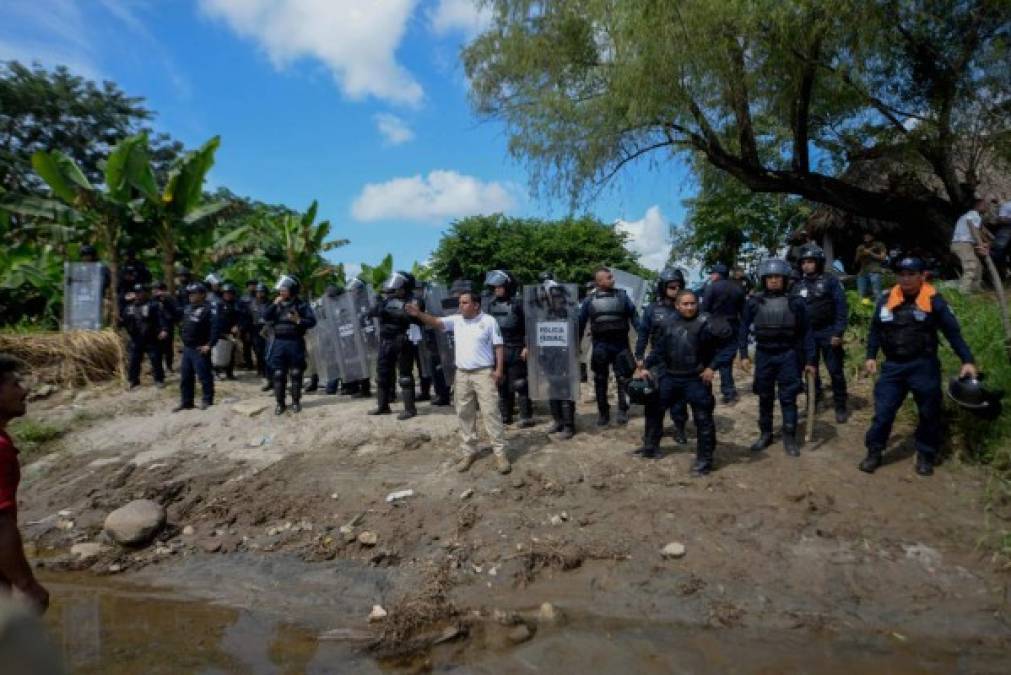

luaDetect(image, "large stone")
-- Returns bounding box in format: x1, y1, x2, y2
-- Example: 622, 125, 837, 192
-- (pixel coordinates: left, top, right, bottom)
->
103, 500, 166, 546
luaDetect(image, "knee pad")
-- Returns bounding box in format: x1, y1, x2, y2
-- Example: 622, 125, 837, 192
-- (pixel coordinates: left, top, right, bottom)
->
290, 369, 303, 380
272, 369, 285, 382
398, 375, 414, 388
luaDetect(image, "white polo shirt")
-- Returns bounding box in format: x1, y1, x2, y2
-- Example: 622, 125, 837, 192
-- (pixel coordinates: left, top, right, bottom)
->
952, 209, 982, 244
439, 312, 503, 370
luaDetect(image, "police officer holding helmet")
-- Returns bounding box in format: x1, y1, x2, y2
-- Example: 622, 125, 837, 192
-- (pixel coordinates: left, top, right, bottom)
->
791, 243, 850, 422
263, 275, 317, 414
484, 269, 534, 428
861, 256, 977, 476
579, 267, 638, 426
368, 271, 424, 419
740, 258, 817, 457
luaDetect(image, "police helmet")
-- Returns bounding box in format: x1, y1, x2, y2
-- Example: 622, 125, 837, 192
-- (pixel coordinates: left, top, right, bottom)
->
204, 272, 222, 287
947, 375, 1004, 421
383, 271, 416, 292
221, 282, 238, 294
275, 274, 301, 295
347, 278, 366, 294
538, 271, 555, 283
757, 258, 792, 280
122, 264, 138, 277
657, 266, 685, 292
186, 282, 207, 295
626, 377, 657, 406
255, 282, 268, 294
711, 263, 729, 278
80, 244, 97, 257
484, 269, 515, 291
325, 284, 342, 298
798, 243, 826, 263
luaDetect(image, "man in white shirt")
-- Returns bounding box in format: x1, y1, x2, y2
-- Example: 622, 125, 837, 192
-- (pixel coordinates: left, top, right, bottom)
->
950, 197, 989, 293
407, 292, 511, 474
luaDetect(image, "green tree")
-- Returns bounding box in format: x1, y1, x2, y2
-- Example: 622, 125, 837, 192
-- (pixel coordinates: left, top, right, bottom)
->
359, 254, 394, 289
464, 0, 1011, 251
428, 213, 650, 286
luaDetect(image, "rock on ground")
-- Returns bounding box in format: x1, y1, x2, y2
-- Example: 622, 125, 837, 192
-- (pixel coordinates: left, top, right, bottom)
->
103, 499, 166, 546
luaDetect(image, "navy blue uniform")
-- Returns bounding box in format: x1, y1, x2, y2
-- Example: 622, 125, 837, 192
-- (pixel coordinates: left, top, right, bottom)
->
636, 299, 690, 430
791, 272, 848, 409
864, 289, 973, 462
247, 298, 271, 378
154, 293, 179, 373
179, 301, 219, 407
701, 278, 745, 401
119, 299, 170, 386
643, 313, 731, 471
739, 292, 816, 434
264, 299, 316, 374
369, 295, 423, 415
486, 294, 530, 424
579, 289, 638, 421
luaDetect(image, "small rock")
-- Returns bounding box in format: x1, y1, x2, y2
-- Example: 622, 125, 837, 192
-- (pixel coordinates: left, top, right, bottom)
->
661, 542, 687, 559
460, 489, 474, 501
108, 563, 122, 573
507, 624, 532, 644
182, 525, 195, 536
537, 602, 560, 624
358, 531, 378, 546
155, 546, 173, 556
549, 515, 563, 526
70, 542, 107, 560
104, 499, 166, 546
330, 492, 339, 500
368, 605, 387, 623
385, 489, 414, 503
510, 477, 525, 489
57, 519, 75, 531
232, 401, 268, 417
200, 539, 223, 553
58, 509, 73, 518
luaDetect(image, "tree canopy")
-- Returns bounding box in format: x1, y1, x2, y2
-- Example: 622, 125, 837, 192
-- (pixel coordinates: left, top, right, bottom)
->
428, 213, 652, 287
464, 0, 1011, 250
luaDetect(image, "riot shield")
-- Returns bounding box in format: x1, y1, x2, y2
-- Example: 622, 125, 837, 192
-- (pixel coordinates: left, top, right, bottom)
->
610, 268, 648, 309
524, 282, 580, 402
63, 262, 104, 330
346, 285, 379, 379
327, 293, 371, 382
424, 283, 457, 386
311, 299, 341, 383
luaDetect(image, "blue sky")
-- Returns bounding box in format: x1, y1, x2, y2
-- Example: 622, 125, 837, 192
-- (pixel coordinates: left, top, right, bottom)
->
1, 0, 694, 276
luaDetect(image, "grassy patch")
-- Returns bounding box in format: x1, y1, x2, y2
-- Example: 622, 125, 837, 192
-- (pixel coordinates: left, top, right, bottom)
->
7, 417, 67, 462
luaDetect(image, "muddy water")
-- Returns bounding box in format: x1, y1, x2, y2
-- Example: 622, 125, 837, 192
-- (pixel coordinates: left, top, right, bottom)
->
36, 571, 1009, 674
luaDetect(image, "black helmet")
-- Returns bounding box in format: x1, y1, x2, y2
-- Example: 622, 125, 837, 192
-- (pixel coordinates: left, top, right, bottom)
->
758, 258, 791, 280
798, 243, 826, 263
484, 269, 515, 291
347, 278, 366, 294
325, 284, 342, 298
80, 244, 97, 257
383, 271, 416, 292
186, 282, 207, 295
657, 266, 685, 293
204, 272, 222, 287
221, 282, 238, 294
947, 375, 1004, 421
122, 264, 138, 277
255, 282, 268, 294
275, 274, 301, 294
626, 377, 657, 406
538, 271, 555, 283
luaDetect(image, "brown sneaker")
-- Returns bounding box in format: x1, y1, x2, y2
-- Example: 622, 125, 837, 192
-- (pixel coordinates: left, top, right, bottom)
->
456, 452, 478, 473
495, 455, 512, 475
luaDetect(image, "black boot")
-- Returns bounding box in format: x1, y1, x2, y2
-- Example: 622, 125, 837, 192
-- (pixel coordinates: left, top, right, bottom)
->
417, 377, 432, 402
548, 400, 564, 433
500, 392, 514, 425
397, 379, 417, 420
690, 455, 713, 477
674, 424, 688, 445
517, 396, 535, 428
637, 413, 662, 458
834, 403, 849, 424
290, 371, 303, 413
615, 385, 629, 425
859, 448, 883, 473
915, 454, 934, 476
750, 431, 773, 452
596, 402, 610, 427
304, 373, 318, 393
356, 380, 372, 399
273, 371, 286, 415
560, 401, 576, 440
369, 383, 391, 415
782, 428, 800, 457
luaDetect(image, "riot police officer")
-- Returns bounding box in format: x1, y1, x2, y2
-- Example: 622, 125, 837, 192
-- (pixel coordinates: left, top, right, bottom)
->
368, 271, 423, 419
240, 279, 259, 369
173, 282, 219, 411
791, 243, 850, 422
152, 281, 179, 373
739, 258, 817, 456
248, 283, 271, 388
118, 283, 169, 389
263, 275, 317, 414
204, 273, 223, 308
215, 282, 246, 381
700, 263, 746, 405
861, 256, 977, 476
484, 270, 534, 427
537, 273, 578, 438
579, 267, 639, 426
637, 290, 731, 474
635, 267, 691, 443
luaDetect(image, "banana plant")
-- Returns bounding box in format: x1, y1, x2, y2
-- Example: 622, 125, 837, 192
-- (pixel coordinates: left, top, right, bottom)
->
358, 254, 394, 290
0, 243, 69, 326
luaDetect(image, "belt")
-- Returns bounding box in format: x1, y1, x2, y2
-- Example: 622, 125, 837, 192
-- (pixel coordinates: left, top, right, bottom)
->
457, 365, 493, 373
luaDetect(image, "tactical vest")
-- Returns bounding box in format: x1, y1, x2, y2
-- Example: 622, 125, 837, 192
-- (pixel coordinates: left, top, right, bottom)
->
379, 297, 412, 337
753, 294, 797, 344
250, 300, 269, 327
272, 300, 303, 339
879, 300, 937, 361
589, 290, 629, 336
794, 275, 834, 329
181, 303, 213, 347
488, 298, 524, 345
647, 302, 678, 346
664, 315, 708, 376
125, 302, 158, 340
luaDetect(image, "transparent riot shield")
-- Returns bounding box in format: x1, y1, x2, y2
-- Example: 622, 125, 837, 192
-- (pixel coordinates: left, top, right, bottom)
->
424, 283, 456, 385
610, 268, 648, 309
311, 299, 341, 383
328, 293, 371, 382
63, 262, 104, 330
346, 285, 379, 379
524, 282, 580, 402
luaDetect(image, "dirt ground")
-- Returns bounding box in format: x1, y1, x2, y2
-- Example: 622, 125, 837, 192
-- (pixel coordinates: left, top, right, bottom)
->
15, 366, 1011, 667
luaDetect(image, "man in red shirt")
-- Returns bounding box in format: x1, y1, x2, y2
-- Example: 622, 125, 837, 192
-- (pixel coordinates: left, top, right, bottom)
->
0, 354, 48, 613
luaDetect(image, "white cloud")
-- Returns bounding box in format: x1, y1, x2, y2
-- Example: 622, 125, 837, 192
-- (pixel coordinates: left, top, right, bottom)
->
351, 170, 516, 222
615, 206, 671, 271
429, 0, 493, 38
374, 113, 414, 146
199, 0, 423, 106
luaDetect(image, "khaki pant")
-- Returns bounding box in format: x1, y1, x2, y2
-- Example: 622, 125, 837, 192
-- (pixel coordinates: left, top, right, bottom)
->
455, 367, 507, 458
951, 241, 982, 293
